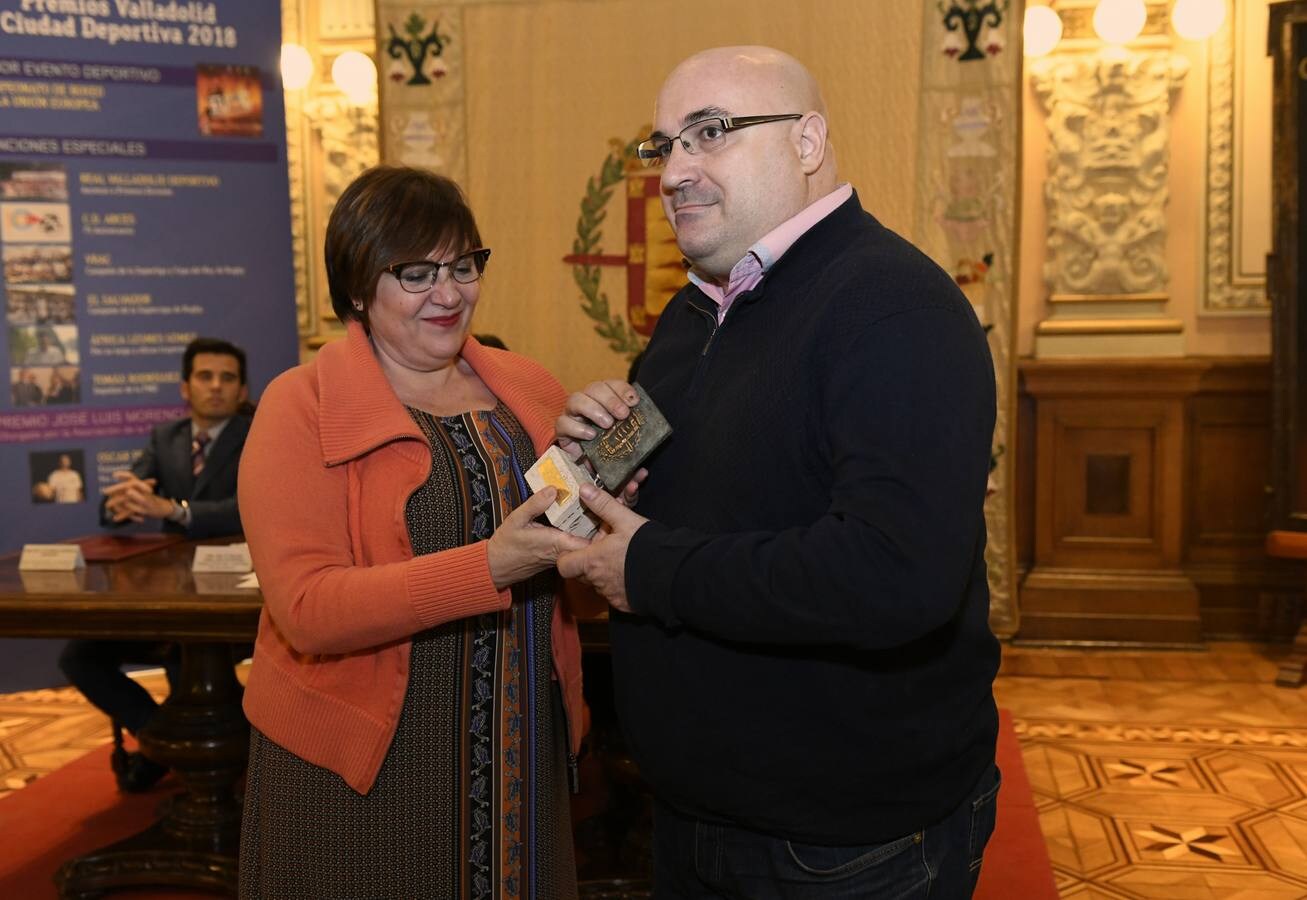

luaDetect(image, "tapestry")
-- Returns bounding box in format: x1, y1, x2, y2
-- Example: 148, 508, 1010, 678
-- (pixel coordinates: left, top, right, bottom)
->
376, 3, 467, 186
914, 0, 1022, 635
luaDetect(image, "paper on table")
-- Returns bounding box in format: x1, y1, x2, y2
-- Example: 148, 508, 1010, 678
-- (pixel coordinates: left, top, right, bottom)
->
192, 542, 252, 573
236, 572, 260, 589
19, 544, 85, 571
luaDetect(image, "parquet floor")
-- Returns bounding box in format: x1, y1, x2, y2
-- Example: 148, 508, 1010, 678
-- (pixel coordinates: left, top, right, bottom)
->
997, 643, 1307, 899
1, 669, 188, 800
1, 646, 1305, 898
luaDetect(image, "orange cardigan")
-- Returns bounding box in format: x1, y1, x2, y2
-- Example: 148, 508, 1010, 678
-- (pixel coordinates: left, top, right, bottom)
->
239, 322, 586, 795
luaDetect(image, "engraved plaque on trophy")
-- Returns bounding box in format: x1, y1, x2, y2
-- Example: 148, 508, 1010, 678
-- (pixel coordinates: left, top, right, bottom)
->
578, 383, 672, 491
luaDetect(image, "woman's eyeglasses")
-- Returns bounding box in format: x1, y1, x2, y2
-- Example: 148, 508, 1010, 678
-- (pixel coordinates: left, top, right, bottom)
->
383, 248, 492, 293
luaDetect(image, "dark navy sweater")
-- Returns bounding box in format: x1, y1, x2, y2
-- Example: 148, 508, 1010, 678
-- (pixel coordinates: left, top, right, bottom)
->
616, 192, 1001, 845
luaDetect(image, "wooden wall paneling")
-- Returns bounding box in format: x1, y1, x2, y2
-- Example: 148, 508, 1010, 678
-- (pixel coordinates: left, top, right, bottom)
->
1019, 359, 1202, 645
1042, 400, 1174, 567
1016, 357, 1305, 643
1184, 360, 1305, 639
1186, 384, 1270, 562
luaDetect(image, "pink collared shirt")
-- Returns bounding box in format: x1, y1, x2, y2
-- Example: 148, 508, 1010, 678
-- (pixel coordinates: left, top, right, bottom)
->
688, 183, 853, 324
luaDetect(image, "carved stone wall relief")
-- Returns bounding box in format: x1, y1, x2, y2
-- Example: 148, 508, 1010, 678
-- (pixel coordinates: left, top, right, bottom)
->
1030, 49, 1189, 356
303, 94, 379, 204
1033, 51, 1187, 296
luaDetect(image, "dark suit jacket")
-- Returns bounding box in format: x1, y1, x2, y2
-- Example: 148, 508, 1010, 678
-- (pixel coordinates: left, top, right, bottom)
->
100, 414, 251, 539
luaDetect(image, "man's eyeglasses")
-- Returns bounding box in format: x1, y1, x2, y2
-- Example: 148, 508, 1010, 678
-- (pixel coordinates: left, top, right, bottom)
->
383, 248, 492, 293
636, 114, 803, 168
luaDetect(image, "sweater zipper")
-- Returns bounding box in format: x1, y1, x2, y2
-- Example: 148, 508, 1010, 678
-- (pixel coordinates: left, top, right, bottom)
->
685, 297, 722, 398
688, 300, 718, 356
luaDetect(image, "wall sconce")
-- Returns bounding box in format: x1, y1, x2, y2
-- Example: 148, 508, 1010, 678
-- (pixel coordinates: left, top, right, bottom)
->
1171, 0, 1225, 41
280, 43, 313, 91
331, 51, 378, 107
1093, 0, 1147, 45
1024, 5, 1064, 58
284, 45, 381, 236
1023, 0, 1228, 57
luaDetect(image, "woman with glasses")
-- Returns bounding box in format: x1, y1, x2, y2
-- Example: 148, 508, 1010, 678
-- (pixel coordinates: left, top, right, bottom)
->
236, 165, 591, 898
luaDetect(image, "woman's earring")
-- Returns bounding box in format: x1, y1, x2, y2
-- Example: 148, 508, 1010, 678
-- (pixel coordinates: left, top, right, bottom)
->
352, 300, 363, 311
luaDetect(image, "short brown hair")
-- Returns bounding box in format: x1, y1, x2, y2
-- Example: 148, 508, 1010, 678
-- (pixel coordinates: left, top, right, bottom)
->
183, 337, 246, 384
324, 166, 483, 327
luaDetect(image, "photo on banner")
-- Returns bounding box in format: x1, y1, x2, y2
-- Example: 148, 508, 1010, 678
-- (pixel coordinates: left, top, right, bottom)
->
28, 448, 86, 505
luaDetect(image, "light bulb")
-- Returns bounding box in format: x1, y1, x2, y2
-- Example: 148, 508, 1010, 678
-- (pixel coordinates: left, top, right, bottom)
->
1024, 6, 1064, 58
280, 43, 313, 91
1093, 0, 1147, 45
1172, 0, 1225, 41
331, 51, 377, 106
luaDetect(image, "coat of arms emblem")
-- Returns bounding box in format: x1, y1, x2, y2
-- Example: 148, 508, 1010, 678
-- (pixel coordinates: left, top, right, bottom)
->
562, 132, 683, 359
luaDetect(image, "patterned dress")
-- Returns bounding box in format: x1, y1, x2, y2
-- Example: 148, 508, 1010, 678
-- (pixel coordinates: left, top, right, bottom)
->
239, 403, 577, 899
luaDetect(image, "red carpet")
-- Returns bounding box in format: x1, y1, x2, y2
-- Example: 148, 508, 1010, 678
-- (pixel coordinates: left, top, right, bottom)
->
1, 711, 1055, 898
976, 708, 1059, 899
0, 742, 189, 899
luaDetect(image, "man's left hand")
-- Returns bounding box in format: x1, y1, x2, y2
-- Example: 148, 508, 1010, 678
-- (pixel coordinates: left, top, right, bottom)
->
557, 484, 648, 613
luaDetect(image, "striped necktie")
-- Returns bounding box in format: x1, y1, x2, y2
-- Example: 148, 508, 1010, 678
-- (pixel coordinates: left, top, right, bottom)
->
191, 430, 210, 477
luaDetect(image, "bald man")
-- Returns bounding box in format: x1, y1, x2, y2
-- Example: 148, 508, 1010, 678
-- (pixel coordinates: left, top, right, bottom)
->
557, 47, 1000, 897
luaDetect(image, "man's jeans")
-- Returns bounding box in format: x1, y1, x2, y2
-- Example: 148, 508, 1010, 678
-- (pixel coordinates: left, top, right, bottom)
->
651, 764, 1002, 899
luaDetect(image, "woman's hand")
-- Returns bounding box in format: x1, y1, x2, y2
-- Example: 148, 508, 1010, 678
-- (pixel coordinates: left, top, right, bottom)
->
486, 488, 591, 590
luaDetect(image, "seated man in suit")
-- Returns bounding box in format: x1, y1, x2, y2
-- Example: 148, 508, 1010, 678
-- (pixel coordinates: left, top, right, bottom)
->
60, 337, 252, 792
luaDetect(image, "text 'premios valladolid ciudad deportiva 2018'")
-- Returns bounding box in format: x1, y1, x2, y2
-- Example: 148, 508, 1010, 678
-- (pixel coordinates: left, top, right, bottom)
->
1, 2, 240, 49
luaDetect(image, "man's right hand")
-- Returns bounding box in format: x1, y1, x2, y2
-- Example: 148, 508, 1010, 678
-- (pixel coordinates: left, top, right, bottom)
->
101, 470, 167, 523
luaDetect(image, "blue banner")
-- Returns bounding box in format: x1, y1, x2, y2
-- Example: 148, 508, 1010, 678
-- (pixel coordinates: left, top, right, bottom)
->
0, 0, 297, 551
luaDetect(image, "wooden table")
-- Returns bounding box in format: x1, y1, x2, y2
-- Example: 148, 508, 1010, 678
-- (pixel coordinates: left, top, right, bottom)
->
0, 540, 260, 898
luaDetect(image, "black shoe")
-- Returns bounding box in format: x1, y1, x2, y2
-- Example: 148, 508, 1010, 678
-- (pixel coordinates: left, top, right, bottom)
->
115, 751, 168, 793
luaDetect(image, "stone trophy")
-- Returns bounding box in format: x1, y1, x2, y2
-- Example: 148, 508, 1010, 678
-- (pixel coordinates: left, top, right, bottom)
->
525, 383, 671, 538
578, 382, 671, 491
